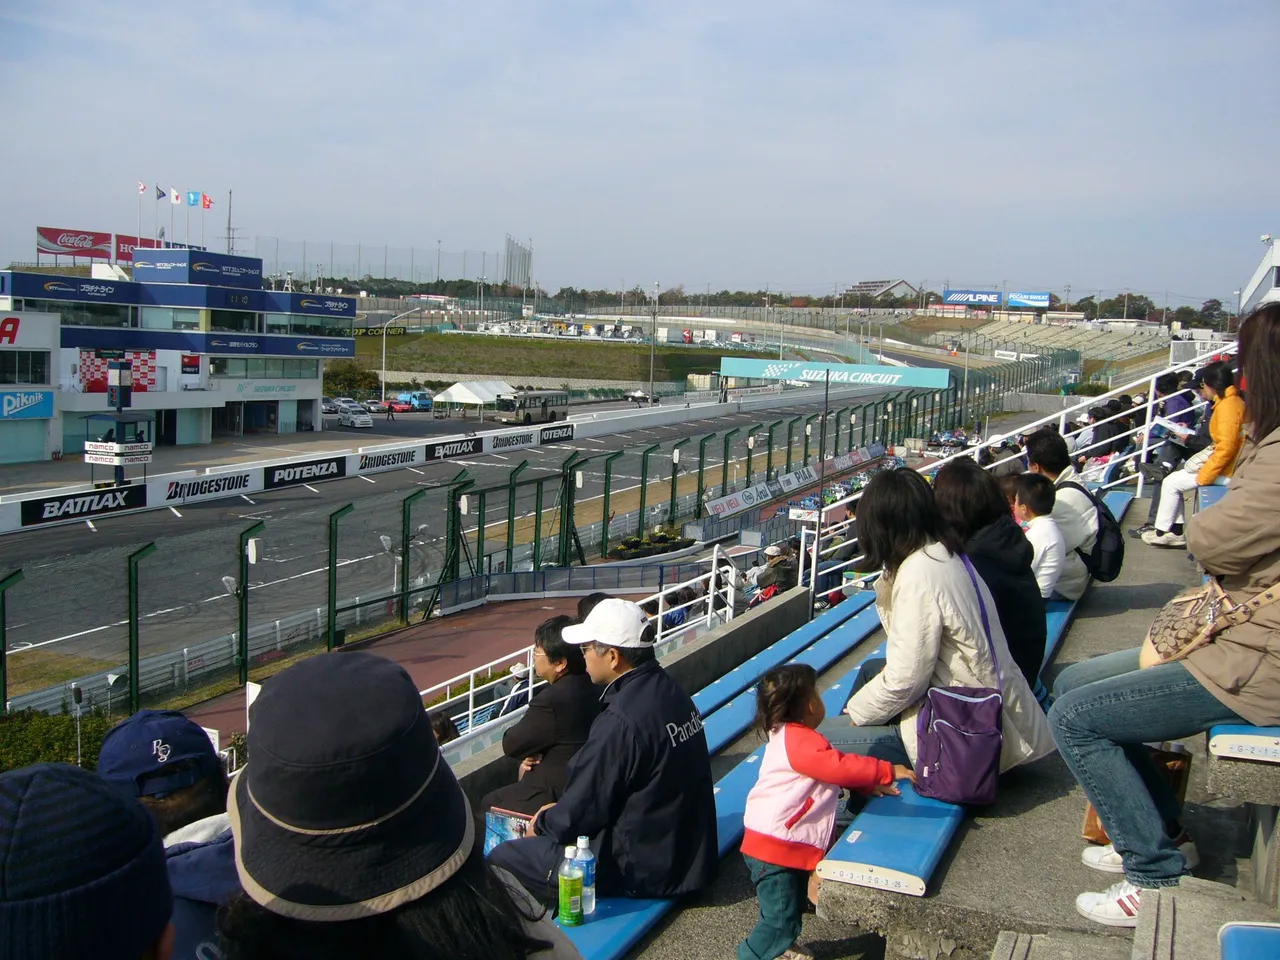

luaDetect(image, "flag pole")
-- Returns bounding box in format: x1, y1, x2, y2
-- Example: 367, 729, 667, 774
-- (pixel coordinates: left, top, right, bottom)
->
153, 185, 159, 244
185, 198, 190, 247
201, 204, 205, 249
136, 185, 142, 265
169, 196, 174, 249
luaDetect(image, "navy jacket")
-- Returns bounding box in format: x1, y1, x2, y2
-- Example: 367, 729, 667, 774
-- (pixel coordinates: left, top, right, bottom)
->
966, 516, 1047, 685
539, 659, 718, 898
166, 824, 239, 960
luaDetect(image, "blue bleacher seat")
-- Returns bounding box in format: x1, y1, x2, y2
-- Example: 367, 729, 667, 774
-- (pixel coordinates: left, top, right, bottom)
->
1219, 921, 1280, 960
1197, 483, 1229, 512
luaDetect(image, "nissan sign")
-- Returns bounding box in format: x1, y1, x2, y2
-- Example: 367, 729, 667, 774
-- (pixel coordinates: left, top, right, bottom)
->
21, 486, 148, 526
263, 456, 346, 489
425, 437, 482, 461
943, 290, 1003, 306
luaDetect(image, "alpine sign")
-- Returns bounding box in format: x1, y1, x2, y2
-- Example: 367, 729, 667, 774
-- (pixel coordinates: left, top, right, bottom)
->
943, 290, 1002, 306
718, 358, 950, 390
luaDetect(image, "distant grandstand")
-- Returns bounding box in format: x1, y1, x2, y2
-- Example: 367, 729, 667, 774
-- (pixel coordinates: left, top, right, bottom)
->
923, 317, 1169, 363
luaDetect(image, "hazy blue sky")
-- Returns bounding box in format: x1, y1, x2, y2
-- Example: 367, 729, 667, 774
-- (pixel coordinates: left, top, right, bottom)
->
2, 1, 1276, 306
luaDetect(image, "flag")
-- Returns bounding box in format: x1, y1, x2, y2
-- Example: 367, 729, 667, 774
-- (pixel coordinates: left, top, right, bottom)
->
187, 190, 200, 207
156, 185, 166, 200
201, 193, 213, 209
170, 188, 181, 204
138, 180, 146, 195
158, 226, 166, 239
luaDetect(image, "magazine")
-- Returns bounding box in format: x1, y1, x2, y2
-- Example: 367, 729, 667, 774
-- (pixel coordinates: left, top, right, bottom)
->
484, 806, 534, 854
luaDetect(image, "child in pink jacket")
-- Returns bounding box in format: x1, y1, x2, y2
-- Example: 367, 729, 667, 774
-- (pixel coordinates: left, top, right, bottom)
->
738, 664, 915, 960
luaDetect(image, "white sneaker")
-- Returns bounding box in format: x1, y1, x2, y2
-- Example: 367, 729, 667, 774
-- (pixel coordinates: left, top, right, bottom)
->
1081, 836, 1200, 874
1142, 529, 1187, 548
1075, 879, 1147, 927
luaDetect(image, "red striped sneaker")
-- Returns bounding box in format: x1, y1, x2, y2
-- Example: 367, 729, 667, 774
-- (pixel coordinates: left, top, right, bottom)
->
1075, 879, 1148, 927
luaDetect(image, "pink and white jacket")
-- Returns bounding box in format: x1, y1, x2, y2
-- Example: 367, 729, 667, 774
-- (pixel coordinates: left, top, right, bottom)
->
740, 723, 894, 870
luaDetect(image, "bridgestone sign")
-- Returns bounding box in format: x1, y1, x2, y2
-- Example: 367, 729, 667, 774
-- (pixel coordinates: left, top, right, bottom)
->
492, 431, 537, 451
165, 474, 253, 501
21, 486, 148, 526
425, 437, 481, 461
357, 449, 420, 472
264, 456, 347, 489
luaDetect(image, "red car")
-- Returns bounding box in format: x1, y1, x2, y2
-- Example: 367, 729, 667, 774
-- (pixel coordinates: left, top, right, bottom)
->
386, 400, 414, 413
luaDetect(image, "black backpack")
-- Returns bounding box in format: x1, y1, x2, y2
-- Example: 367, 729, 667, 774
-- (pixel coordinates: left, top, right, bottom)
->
1057, 481, 1124, 582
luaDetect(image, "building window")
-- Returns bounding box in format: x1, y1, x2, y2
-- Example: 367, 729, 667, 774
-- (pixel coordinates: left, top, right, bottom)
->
141, 307, 201, 331
0, 350, 51, 385
209, 357, 319, 379
210, 310, 261, 333
265, 313, 291, 334
289, 314, 353, 337
15, 299, 135, 328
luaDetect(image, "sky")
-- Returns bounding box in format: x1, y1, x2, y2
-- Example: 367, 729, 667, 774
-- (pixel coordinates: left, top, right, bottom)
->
1, 0, 1277, 306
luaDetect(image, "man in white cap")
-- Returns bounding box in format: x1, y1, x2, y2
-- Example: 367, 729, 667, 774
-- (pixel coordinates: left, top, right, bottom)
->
488, 598, 718, 909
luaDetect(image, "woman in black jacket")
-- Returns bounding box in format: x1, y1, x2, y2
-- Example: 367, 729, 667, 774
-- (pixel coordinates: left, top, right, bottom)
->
480, 615, 601, 818
933, 457, 1048, 688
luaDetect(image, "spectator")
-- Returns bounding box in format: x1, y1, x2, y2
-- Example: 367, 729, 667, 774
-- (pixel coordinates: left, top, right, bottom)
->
1014, 474, 1067, 600
431, 711, 461, 745
1050, 303, 1280, 927
1026, 429, 1098, 601
756, 544, 798, 593
96, 710, 234, 960
997, 473, 1021, 515
577, 592, 611, 621
217, 652, 578, 959
482, 615, 601, 818
1143, 361, 1246, 548
489, 598, 718, 909
738, 665, 912, 960
1131, 371, 1212, 538
496, 662, 533, 718
933, 458, 1047, 686
818, 469, 1054, 774
0, 763, 174, 960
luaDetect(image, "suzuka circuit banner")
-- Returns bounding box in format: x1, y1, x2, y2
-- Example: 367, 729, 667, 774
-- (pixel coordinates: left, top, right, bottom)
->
36, 226, 113, 260
718, 358, 950, 390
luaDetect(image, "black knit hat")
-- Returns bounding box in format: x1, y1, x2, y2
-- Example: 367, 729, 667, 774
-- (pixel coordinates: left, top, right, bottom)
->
228, 652, 473, 921
0, 763, 173, 960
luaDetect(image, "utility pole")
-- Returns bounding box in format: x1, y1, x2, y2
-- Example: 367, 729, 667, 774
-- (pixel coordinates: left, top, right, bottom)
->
649, 282, 658, 405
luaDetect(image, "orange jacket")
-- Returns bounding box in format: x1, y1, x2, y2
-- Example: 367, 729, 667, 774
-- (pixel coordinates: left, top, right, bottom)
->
1197, 385, 1245, 485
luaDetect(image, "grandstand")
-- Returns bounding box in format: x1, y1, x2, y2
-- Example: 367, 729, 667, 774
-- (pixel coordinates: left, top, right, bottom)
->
925, 318, 1170, 364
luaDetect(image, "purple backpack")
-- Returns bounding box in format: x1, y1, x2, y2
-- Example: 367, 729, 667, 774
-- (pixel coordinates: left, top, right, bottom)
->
914, 555, 1004, 806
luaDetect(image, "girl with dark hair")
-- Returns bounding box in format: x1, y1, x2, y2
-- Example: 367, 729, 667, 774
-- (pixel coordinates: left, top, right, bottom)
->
933, 458, 1047, 687
482, 615, 601, 820
1143, 359, 1245, 548
1049, 303, 1280, 928
819, 468, 1054, 775
738, 664, 912, 960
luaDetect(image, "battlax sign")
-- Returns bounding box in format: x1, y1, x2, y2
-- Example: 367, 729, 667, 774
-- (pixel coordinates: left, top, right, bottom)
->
425, 437, 481, 462
21, 486, 148, 526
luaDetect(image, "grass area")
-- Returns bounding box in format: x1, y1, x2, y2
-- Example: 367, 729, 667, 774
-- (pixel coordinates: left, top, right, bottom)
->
357, 333, 771, 381
899, 315, 993, 336
6, 650, 115, 697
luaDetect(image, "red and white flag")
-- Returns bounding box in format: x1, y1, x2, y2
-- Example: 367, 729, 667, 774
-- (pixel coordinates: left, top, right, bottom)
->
170, 187, 181, 205
201, 193, 213, 209
137, 180, 147, 195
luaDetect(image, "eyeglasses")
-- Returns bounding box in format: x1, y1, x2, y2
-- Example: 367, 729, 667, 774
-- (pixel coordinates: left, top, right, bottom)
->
532, 648, 548, 660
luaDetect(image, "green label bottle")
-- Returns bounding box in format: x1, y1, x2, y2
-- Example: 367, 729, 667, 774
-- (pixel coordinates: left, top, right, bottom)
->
558, 845, 584, 926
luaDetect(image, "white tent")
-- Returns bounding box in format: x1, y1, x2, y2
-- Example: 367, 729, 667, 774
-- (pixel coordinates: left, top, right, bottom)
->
432, 380, 515, 419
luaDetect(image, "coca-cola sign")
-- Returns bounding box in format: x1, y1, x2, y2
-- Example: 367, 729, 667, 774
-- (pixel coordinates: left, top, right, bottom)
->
115, 234, 160, 263
36, 226, 113, 260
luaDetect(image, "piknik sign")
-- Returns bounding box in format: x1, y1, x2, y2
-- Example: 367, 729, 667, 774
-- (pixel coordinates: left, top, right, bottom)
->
718, 358, 950, 390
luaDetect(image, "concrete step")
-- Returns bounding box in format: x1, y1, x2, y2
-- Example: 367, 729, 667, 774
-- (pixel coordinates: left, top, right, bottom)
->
1132, 877, 1277, 960
990, 930, 1131, 960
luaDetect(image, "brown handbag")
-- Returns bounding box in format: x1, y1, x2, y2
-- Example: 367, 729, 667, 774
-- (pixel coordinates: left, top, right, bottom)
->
1138, 578, 1280, 669
1082, 743, 1191, 844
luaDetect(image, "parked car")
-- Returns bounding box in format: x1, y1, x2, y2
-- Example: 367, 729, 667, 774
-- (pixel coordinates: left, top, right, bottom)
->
338, 406, 373, 428
625, 390, 658, 405
364, 400, 389, 413
387, 400, 414, 413
334, 397, 359, 409
321, 397, 338, 414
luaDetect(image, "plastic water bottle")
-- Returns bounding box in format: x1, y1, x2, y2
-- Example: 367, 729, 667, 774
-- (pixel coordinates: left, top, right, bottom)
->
574, 835, 596, 916
558, 845, 584, 926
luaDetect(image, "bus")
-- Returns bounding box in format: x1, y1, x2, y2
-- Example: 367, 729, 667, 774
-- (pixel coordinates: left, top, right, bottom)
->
495, 389, 570, 424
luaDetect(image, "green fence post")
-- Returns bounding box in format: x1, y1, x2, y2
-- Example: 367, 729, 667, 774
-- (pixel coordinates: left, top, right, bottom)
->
765, 419, 784, 479
505, 461, 530, 573
696, 434, 715, 518
532, 479, 546, 568
127, 542, 157, 713
475, 492, 488, 574
637, 444, 660, 536
802, 414, 818, 465
834, 407, 851, 454
558, 452, 584, 567
445, 474, 474, 581
744, 424, 763, 484
237, 521, 265, 686
601, 450, 625, 557
0, 569, 24, 713
669, 437, 691, 526
786, 416, 801, 473
721, 428, 741, 495
400, 488, 427, 622
326, 504, 355, 651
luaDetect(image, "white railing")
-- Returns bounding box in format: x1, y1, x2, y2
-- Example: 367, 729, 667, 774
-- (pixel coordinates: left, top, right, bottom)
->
422, 546, 738, 748
794, 340, 1239, 604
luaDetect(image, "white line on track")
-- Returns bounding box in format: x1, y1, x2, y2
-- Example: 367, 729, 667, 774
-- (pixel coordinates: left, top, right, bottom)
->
240, 494, 256, 504
408, 468, 424, 475
489, 454, 509, 461
86, 520, 97, 531
303, 484, 320, 493
358, 475, 376, 484
169, 507, 183, 518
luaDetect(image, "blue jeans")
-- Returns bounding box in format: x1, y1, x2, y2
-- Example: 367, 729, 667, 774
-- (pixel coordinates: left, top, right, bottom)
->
737, 855, 807, 960
1049, 648, 1245, 887
817, 657, 912, 767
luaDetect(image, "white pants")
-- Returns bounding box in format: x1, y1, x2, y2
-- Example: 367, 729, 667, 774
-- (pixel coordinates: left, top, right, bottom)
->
1155, 470, 1225, 531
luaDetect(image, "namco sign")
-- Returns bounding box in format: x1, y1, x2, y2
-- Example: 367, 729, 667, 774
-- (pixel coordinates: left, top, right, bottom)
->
0, 313, 57, 349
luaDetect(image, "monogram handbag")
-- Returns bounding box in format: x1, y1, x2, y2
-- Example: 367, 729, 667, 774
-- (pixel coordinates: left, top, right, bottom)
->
1139, 577, 1280, 669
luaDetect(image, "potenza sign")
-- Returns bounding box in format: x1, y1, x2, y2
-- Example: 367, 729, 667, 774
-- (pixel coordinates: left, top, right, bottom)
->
264, 456, 346, 489
21, 486, 148, 526
425, 437, 481, 461
539, 423, 575, 443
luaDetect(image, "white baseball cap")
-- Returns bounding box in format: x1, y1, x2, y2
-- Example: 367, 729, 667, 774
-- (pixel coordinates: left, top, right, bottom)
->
561, 598, 654, 649
763, 545, 782, 557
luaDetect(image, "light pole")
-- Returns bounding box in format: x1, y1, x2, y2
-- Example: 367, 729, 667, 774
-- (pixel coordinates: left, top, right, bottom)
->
0, 568, 22, 713
236, 521, 264, 685
436, 240, 442, 283
381, 308, 418, 401
650, 282, 658, 405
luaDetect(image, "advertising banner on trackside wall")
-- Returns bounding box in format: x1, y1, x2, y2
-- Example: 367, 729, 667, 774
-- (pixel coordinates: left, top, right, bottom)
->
718, 358, 951, 390
943, 290, 1002, 306
1007, 292, 1051, 309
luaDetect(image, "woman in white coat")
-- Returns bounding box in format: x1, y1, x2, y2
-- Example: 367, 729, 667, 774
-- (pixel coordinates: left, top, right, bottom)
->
818, 468, 1056, 774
